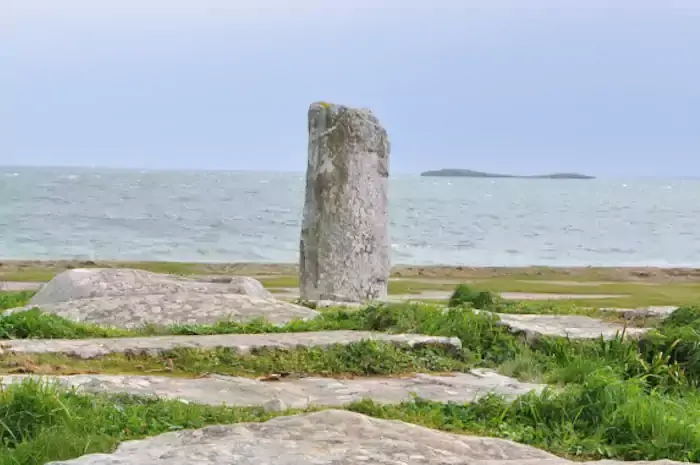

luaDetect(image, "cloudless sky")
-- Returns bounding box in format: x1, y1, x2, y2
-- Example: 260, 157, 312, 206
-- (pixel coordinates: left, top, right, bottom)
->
3, 1, 699, 176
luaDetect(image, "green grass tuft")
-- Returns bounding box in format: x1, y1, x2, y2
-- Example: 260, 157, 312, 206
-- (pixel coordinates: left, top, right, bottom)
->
0, 291, 34, 311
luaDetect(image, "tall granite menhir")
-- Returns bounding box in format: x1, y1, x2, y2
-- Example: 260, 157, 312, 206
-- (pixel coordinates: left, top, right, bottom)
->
300, 102, 390, 302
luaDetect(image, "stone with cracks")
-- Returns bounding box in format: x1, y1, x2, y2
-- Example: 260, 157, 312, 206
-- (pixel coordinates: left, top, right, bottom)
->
2, 330, 461, 359
300, 102, 390, 303
45, 410, 690, 465
11, 268, 316, 328
493, 313, 649, 340
7, 293, 318, 329
1, 369, 544, 409
29, 268, 272, 306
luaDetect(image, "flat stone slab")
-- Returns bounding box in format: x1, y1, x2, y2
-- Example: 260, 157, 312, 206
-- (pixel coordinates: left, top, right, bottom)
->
29, 268, 273, 305
272, 288, 626, 302
1, 369, 544, 410
494, 313, 649, 340
6, 293, 319, 328
1, 330, 461, 359
0, 281, 44, 291
45, 409, 690, 465
499, 292, 626, 300
600, 306, 679, 320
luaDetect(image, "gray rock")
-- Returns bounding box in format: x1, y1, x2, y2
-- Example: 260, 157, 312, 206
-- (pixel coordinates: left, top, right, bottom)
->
28, 268, 238, 306
226, 276, 273, 299
300, 102, 390, 303
315, 300, 365, 309
1, 369, 543, 409
0, 281, 44, 291
16, 268, 311, 328
8, 293, 319, 329
494, 313, 649, 340
3, 330, 461, 359
600, 306, 679, 320
45, 410, 690, 465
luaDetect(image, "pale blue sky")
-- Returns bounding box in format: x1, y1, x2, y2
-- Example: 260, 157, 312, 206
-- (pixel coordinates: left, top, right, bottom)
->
4, 1, 699, 176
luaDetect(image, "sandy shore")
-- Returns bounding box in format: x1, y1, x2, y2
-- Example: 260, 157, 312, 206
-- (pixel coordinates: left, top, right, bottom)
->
1, 259, 700, 282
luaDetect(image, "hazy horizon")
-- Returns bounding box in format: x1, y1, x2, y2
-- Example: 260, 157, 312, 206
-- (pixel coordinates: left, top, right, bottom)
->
5, 1, 699, 176
5, 164, 700, 180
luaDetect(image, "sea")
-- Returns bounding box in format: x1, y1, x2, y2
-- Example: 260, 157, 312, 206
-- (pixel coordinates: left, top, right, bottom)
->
2, 166, 699, 267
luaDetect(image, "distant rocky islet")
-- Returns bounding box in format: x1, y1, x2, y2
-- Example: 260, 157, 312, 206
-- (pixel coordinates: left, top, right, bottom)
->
420, 168, 595, 179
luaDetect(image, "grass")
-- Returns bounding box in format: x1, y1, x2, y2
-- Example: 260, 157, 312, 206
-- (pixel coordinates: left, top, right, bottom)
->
5, 260, 700, 308
0, 291, 34, 311
350, 370, 700, 462
2, 369, 700, 463
0, 380, 298, 465
3, 299, 700, 387
2, 283, 700, 462
0, 341, 471, 378
261, 274, 700, 307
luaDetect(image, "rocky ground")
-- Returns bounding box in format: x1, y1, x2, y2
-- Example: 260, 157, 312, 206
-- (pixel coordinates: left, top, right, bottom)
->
0, 266, 698, 464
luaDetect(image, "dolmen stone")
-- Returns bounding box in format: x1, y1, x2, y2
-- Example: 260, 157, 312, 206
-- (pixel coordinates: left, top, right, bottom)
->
300, 102, 391, 303
45, 410, 692, 465
10, 268, 318, 328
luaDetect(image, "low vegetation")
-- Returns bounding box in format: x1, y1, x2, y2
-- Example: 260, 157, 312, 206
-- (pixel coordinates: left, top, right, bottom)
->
2, 296, 700, 386
0, 291, 34, 312
3, 366, 700, 464
351, 370, 700, 462
2, 280, 700, 463
0, 341, 471, 378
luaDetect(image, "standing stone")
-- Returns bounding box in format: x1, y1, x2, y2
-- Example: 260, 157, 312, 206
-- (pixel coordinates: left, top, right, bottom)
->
300, 102, 390, 303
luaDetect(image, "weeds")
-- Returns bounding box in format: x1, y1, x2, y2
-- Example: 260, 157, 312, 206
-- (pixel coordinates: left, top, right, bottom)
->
2, 369, 700, 464
0, 291, 34, 311
349, 369, 700, 462
0, 341, 473, 378
448, 284, 496, 308
0, 380, 292, 464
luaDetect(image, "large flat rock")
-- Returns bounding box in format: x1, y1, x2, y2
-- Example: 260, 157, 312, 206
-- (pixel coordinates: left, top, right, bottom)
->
272, 288, 626, 302
1, 369, 543, 409
2, 330, 461, 359
599, 306, 679, 320
45, 409, 689, 465
494, 313, 649, 340
0, 281, 44, 291
7, 293, 318, 328
29, 268, 272, 305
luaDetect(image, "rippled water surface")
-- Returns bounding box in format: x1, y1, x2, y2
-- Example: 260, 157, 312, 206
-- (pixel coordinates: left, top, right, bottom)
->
2, 167, 699, 266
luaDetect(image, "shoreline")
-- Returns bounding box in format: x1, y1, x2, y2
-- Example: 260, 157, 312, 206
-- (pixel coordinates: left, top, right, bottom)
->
2, 259, 700, 282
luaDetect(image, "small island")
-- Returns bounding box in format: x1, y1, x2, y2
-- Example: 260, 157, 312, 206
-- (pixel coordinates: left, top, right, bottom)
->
420, 169, 595, 179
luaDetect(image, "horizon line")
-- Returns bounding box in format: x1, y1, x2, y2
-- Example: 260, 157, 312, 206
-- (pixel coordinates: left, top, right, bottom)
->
3, 164, 700, 180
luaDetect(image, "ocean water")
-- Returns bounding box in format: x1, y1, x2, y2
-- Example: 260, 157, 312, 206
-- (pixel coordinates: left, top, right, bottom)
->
2, 166, 699, 267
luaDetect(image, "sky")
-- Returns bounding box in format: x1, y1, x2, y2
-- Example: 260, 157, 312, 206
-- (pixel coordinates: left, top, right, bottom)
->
3, 1, 699, 176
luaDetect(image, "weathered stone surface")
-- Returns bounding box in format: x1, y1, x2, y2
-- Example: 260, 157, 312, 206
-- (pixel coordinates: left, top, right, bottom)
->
600, 306, 679, 320
8, 293, 318, 328
315, 299, 364, 309
499, 292, 625, 301
45, 410, 689, 465
1, 369, 543, 409
272, 288, 627, 302
224, 276, 273, 299
494, 313, 649, 340
12, 268, 311, 328
300, 102, 390, 303
28, 268, 272, 306
0, 281, 44, 291
3, 330, 461, 359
